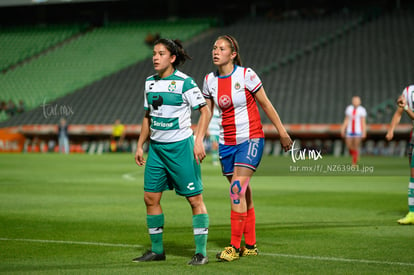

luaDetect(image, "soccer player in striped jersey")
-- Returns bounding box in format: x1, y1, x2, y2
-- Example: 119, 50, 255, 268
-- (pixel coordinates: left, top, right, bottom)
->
133, 38, 211, 265
340, 96, 367, 165
386, 85, 414, 225
202, 35, 293, 262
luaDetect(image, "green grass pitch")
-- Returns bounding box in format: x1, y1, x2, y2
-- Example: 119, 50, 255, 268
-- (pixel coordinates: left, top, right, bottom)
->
1, 153, 413, 274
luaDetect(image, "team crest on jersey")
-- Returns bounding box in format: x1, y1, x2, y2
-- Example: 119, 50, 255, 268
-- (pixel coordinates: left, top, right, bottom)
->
219, 95, 232, 109
168, 81, 177, 92
234, 82, 241, 90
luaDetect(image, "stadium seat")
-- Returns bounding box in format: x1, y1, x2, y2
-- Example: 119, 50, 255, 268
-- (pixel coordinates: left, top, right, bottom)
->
1, 11, 413, 127
0, 19, 214, 123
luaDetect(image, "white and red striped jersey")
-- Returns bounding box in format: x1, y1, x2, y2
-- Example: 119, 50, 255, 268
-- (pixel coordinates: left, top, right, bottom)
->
202, 65, 264, 145
400, 85, 414, 144
401, 85, 414, 111
345, 105, 367, 135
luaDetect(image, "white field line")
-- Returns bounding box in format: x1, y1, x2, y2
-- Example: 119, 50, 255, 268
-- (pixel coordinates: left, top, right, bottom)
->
1, 237, 413, 267
122, 171, 141, 181
256, 252, 414, 267
0, 237, 142, 248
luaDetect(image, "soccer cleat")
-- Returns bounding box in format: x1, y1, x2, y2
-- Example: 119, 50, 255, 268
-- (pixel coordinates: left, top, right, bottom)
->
239, 244, 259, 257
132, 250, 166, 262
216, 246, 239, 262
187, 253, 209, 265
397, 212, 414, 225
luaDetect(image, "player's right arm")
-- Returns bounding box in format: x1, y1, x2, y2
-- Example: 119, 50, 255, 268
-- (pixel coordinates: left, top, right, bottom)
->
397, 95, 414, 120
205, 98, 215, 123
135, 110, 150, 166
255, 87, 292, 151
340, 116, 349, 138
386, 102, 403, 141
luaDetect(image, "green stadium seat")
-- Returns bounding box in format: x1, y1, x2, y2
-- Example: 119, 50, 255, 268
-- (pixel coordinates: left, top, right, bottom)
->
0, 19, 214, 123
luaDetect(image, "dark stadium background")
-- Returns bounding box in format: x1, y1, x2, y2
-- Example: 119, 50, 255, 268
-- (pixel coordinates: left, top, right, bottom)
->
0, 0, 413, 155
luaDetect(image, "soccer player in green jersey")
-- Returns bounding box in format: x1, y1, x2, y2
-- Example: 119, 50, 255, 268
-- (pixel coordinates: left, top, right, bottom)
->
386, 85, 414, 225
133, 38, 211, 265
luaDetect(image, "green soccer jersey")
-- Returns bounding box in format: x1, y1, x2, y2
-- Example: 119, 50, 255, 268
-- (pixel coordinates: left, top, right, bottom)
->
144, 70, 206, 143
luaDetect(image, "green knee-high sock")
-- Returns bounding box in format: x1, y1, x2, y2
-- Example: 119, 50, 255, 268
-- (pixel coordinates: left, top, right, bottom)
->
147, 214, 164, 254
193, 214, 209, 256
212, 149, 218, 163
409, 178, 414, 212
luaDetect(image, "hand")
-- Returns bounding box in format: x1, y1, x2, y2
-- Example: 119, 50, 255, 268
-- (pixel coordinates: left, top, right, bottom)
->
193, 139, 206, 165
385, 131, 393, 141
397, 96, 406, 108
280, 135, 293, 152
362, 132, 367, 139
135, 147, 146, 166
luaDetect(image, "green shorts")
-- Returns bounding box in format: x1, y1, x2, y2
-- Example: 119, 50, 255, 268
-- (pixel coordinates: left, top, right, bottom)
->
144, 136, 203, 197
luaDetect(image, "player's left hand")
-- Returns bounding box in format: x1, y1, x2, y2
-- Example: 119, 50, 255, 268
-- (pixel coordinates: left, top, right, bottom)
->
280, 135, 293, 152
397, 96, 406, 108
135, 147, 146, 166
385, 131, 394, 141
194, 140, 206, 165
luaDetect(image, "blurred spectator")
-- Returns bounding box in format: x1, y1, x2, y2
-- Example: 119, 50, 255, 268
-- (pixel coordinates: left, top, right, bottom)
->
111, 119, 125, 152
6, 100, 16, 117
58, 118, 70, 154
145, 32, 160, 47
0, 101, 6, 114
16, 100, 25, 114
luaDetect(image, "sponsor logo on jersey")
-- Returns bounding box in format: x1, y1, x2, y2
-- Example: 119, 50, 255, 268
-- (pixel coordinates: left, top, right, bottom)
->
151, 117, 179, 130
150, 95, 163, 110
152, 120, 173, 128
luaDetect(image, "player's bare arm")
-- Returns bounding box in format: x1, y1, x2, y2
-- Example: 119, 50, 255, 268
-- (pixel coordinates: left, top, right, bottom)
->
340, 117, 349, 138
386, 104, 403, 141
398, 95, 414, 120
205, 98, 215, 122
135, 111, 150, 166
361, 117, 367, 139
194, 104, 211, 164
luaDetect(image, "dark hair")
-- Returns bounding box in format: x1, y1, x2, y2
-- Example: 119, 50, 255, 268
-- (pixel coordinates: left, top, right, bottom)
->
217, 35, 242, 66
154, 38, 191, 68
